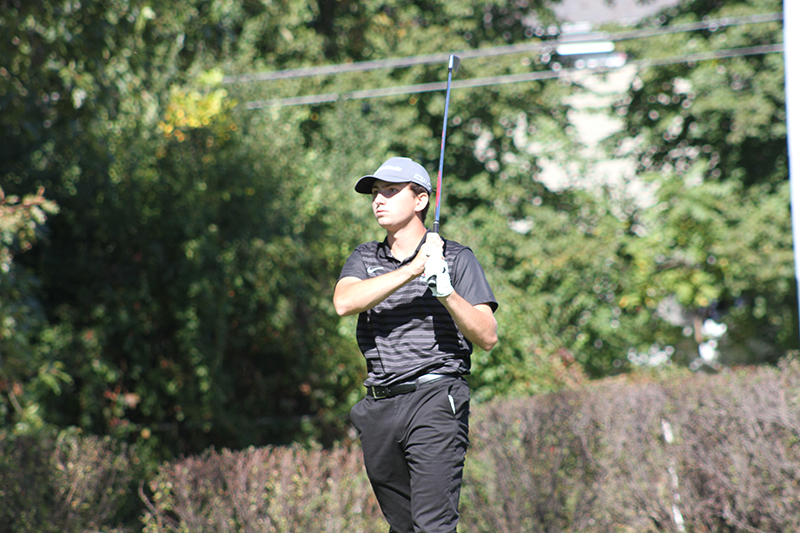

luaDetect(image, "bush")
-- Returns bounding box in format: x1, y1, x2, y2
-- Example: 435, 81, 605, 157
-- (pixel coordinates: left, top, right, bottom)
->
141, 443, 384, 532
7, 362, 800, 532
0, 427, 138, 533
461, 358, 800, 532
462, 388, 604, 532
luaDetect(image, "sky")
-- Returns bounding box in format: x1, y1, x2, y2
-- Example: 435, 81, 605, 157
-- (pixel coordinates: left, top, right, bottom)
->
553, 0, 681, 24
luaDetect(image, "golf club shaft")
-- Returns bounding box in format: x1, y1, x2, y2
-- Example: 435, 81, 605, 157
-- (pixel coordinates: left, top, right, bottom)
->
432, 54, 460, 234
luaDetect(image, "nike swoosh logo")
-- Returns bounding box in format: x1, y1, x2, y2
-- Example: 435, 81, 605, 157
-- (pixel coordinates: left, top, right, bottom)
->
367, 266, 383, 274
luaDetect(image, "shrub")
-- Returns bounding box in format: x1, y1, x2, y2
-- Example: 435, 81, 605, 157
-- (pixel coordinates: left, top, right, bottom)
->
9, 362, 800, 532
462, 388, 605, 532
461, 358, 800, 532
0, 427, 137, 533
141, 443, 384, 532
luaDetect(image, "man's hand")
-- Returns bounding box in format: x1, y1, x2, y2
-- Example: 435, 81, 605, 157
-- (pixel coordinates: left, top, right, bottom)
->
423, 257, 454, 298
410, 232, 444, 277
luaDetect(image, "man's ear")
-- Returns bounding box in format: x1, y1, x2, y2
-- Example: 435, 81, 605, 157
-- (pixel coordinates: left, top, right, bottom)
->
415, 192, 430, 212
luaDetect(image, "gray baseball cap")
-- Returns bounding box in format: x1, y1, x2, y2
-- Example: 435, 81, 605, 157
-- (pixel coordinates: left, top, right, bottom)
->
355, 157, 432, 194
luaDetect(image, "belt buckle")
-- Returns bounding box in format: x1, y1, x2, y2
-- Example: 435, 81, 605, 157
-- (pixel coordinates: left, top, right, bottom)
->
370, 385, 391, 399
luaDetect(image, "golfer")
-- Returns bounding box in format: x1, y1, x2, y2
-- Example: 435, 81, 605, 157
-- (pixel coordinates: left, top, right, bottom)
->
333, 156, 498, 533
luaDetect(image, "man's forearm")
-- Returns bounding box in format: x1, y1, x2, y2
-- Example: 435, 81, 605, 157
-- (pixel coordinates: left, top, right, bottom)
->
333, 267, 417, 316
441, 294, 498, 352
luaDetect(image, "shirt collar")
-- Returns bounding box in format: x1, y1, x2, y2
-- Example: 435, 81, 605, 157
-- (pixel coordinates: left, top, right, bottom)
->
377, 231, 431, 265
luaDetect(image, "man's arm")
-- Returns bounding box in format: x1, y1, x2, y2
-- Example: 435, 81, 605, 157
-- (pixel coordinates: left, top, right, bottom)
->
334, 234, 444, 316
334, 267, 417, 316
439, 294, 498, 352
335, 268, 498, 351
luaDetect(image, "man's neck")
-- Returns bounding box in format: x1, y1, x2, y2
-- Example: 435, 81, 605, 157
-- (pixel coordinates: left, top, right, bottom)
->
386, 220, 428, 261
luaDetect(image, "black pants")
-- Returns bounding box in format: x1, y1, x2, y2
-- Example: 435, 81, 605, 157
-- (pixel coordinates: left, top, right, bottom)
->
350, 376, 470, 533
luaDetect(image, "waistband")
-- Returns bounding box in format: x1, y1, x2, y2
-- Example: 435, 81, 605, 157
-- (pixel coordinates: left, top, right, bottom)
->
366, 373, 451, 400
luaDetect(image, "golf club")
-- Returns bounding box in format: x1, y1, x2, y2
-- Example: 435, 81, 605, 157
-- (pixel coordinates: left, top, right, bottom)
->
432, 54, 460, 235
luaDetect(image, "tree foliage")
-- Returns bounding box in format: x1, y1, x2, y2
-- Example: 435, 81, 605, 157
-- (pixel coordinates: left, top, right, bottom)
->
0, 0, 792, 464
605, 0, 791, 369
0, 186, 62, 430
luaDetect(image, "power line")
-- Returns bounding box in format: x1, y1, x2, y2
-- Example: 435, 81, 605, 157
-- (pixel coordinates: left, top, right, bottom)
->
225, 12, 783, 85
603, 12, 783, 44
243, 43, 785, 109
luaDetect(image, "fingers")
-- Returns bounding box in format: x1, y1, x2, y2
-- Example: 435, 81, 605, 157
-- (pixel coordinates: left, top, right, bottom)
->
410, 247, 433, 277
426, 233, 443, 246
427, 257, 453, 297
411, 233, 444, 279
421, 233, 444, 259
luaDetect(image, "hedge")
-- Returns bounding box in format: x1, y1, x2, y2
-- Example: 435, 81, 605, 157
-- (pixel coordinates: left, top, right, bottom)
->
462, 359, 800, 532
0, 428, 137, 533
5, 359, 800, 532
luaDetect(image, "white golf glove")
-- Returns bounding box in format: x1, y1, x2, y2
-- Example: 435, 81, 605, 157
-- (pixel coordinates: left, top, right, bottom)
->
423, 257, 453, 298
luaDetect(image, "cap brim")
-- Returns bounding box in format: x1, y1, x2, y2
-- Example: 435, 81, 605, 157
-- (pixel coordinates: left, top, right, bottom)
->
355, 175, 377, 194
355, 174, 411, 194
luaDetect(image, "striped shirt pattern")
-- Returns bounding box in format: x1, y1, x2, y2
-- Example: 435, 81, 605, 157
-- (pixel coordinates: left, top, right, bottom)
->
339, 235, 497, 387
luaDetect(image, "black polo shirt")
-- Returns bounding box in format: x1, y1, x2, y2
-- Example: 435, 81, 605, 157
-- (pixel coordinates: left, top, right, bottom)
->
338, 233, 497, 387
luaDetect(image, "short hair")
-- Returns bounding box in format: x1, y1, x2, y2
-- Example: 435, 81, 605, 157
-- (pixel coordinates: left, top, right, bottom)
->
409, 183, 430, 223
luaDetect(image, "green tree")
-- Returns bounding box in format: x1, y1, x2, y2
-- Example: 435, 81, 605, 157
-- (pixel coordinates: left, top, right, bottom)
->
17, 0, 772, 458
1, 0, 335, 457
0, 186, 62, 431
605, 0, 791, 369
3, 0, 589, 457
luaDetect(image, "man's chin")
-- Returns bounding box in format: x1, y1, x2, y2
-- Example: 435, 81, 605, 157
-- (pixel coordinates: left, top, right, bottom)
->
375, 214, 392, 226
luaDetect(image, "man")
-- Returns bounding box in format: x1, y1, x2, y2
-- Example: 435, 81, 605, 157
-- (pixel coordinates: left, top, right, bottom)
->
333, 156, 498, 533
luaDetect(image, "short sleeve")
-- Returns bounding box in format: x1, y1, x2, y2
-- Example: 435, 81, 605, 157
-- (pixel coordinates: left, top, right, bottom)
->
452, 248, 498, 312
338, 249, 368, 281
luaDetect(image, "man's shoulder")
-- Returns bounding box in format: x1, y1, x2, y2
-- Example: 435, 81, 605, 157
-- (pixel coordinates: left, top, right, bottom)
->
350, 240, 387, 265
354, 240, 382, 254
340, 241, 383, 280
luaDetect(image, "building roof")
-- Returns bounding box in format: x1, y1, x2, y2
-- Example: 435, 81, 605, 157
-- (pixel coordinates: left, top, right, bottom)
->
552, 0, 681, 24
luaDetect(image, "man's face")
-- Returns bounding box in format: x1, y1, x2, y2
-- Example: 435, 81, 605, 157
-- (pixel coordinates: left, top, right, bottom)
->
371, 180, 427, 230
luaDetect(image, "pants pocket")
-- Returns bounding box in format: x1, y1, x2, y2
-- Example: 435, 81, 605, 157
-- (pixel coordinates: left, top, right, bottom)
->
446, 379, 470, 419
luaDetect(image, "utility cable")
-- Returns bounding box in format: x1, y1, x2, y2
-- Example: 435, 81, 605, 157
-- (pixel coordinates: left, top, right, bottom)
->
225, 12, 783, 85
243, 43, 784, 109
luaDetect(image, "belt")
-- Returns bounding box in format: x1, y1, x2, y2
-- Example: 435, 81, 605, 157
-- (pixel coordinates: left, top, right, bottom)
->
366, 373, 448, 399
